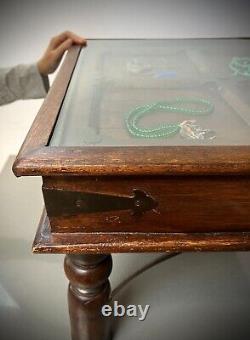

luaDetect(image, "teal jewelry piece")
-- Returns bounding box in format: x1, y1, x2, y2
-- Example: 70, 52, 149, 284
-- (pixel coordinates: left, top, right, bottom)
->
229, 57, 250, 77
125, 97, 215, 140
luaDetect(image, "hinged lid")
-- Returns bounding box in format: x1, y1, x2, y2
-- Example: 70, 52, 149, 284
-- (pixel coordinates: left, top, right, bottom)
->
13, 39, 250, 177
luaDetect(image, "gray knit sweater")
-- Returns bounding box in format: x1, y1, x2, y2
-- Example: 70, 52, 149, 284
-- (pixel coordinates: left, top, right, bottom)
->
0, 64, 49, 106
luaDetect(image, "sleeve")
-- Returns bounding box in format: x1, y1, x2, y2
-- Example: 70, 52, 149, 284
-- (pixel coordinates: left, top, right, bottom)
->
0, 63, 50, 106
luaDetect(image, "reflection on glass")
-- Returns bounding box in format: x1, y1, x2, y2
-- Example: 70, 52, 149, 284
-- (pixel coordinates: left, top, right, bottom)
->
50, 39, 250, 146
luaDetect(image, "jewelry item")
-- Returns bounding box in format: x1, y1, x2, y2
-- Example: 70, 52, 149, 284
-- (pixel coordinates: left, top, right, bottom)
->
229, 57, 250, 77
125, 97, 216, 141
179, 120, 216, 140
126, 58, 152, 74
153, 70, 177, 79
127, 59, 178, 79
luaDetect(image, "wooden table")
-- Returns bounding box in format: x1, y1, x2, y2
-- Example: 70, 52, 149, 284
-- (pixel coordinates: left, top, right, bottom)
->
13, 39, 250, 340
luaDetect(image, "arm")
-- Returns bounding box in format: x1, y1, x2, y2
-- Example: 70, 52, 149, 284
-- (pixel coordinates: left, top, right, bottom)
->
0, 64, 49, 105
0, 31, 86, 106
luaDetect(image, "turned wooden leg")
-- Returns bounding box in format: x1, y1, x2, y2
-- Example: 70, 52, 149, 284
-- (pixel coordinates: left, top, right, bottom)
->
64, 254, 113, 340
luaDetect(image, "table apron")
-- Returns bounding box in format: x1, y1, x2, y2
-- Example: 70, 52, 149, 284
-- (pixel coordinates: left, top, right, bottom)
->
42, 175, 250, 233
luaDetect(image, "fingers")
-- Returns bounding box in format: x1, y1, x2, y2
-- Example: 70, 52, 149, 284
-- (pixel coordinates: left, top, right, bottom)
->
53, 38, 73, 61
49, 31, 86, 49
38, 31, 86, 76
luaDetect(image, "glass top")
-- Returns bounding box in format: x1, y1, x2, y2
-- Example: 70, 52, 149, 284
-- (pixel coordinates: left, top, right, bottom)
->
50, 39, 250, 147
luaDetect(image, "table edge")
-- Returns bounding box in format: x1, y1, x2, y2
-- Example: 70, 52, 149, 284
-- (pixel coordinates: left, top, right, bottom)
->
33, 210, 250, 253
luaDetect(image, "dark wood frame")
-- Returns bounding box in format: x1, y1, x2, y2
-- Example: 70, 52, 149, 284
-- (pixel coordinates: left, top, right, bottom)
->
33, 210, 250, 253
12, 45, 250, 178
12, 43, 250, 251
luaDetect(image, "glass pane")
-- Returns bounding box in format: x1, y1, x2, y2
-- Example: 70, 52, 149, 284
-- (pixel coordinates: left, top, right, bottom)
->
50, 39, 250, 146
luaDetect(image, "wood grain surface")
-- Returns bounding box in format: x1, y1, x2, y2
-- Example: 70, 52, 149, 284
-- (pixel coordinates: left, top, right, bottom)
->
13, 145, 250, 177
33, 210, 250, 253
42, 175, 250, 233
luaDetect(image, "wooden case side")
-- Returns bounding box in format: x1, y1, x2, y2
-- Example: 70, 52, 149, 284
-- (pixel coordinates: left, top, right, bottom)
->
42, 175, 250, 233
33, 210, 250, 253
12, 45, 82, 177
12, 145, 250, 177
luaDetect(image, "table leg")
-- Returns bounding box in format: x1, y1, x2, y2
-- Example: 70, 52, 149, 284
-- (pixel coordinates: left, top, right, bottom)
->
64, 254, 113, 340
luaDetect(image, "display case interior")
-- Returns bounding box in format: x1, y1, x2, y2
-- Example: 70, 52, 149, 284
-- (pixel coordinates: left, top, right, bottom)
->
50, 39, 250, 147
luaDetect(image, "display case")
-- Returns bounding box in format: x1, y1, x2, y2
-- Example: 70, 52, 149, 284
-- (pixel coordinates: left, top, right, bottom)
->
13, 39, 250, 340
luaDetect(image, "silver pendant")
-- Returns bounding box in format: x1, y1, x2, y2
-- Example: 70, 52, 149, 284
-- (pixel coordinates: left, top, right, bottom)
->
179, 120, 216, 141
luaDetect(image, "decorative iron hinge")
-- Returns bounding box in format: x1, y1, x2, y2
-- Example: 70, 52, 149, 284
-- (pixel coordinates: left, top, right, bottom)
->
43, 188, 158, 217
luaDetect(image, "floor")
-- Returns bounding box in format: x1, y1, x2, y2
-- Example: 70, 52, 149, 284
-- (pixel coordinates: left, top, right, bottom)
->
1, 99, 250, 340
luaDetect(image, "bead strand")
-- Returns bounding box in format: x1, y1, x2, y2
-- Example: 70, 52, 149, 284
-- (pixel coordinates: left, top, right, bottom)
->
125, 97, 214, 139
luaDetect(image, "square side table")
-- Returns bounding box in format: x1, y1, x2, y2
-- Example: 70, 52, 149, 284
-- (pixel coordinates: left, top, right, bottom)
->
13, 39, 250, 340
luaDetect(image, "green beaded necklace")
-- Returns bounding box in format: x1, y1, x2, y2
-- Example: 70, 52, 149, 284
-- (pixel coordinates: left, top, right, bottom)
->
229, 57, 250, 77
125, 97, 214, 139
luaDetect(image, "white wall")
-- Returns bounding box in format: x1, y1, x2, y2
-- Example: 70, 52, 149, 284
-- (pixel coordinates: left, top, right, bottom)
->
1, 0, 250, 66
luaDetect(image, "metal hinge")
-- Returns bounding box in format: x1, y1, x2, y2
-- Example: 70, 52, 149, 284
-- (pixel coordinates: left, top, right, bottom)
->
43, 188, 158, 217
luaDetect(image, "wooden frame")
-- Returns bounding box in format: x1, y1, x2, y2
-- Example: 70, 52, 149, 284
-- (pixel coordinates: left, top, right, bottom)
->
12, 41, 250, 250
12, 45, 250, 178
33, 210, 250, 253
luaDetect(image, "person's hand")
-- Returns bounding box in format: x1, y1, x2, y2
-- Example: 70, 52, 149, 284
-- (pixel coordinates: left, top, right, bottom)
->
37, 31, 87, 76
